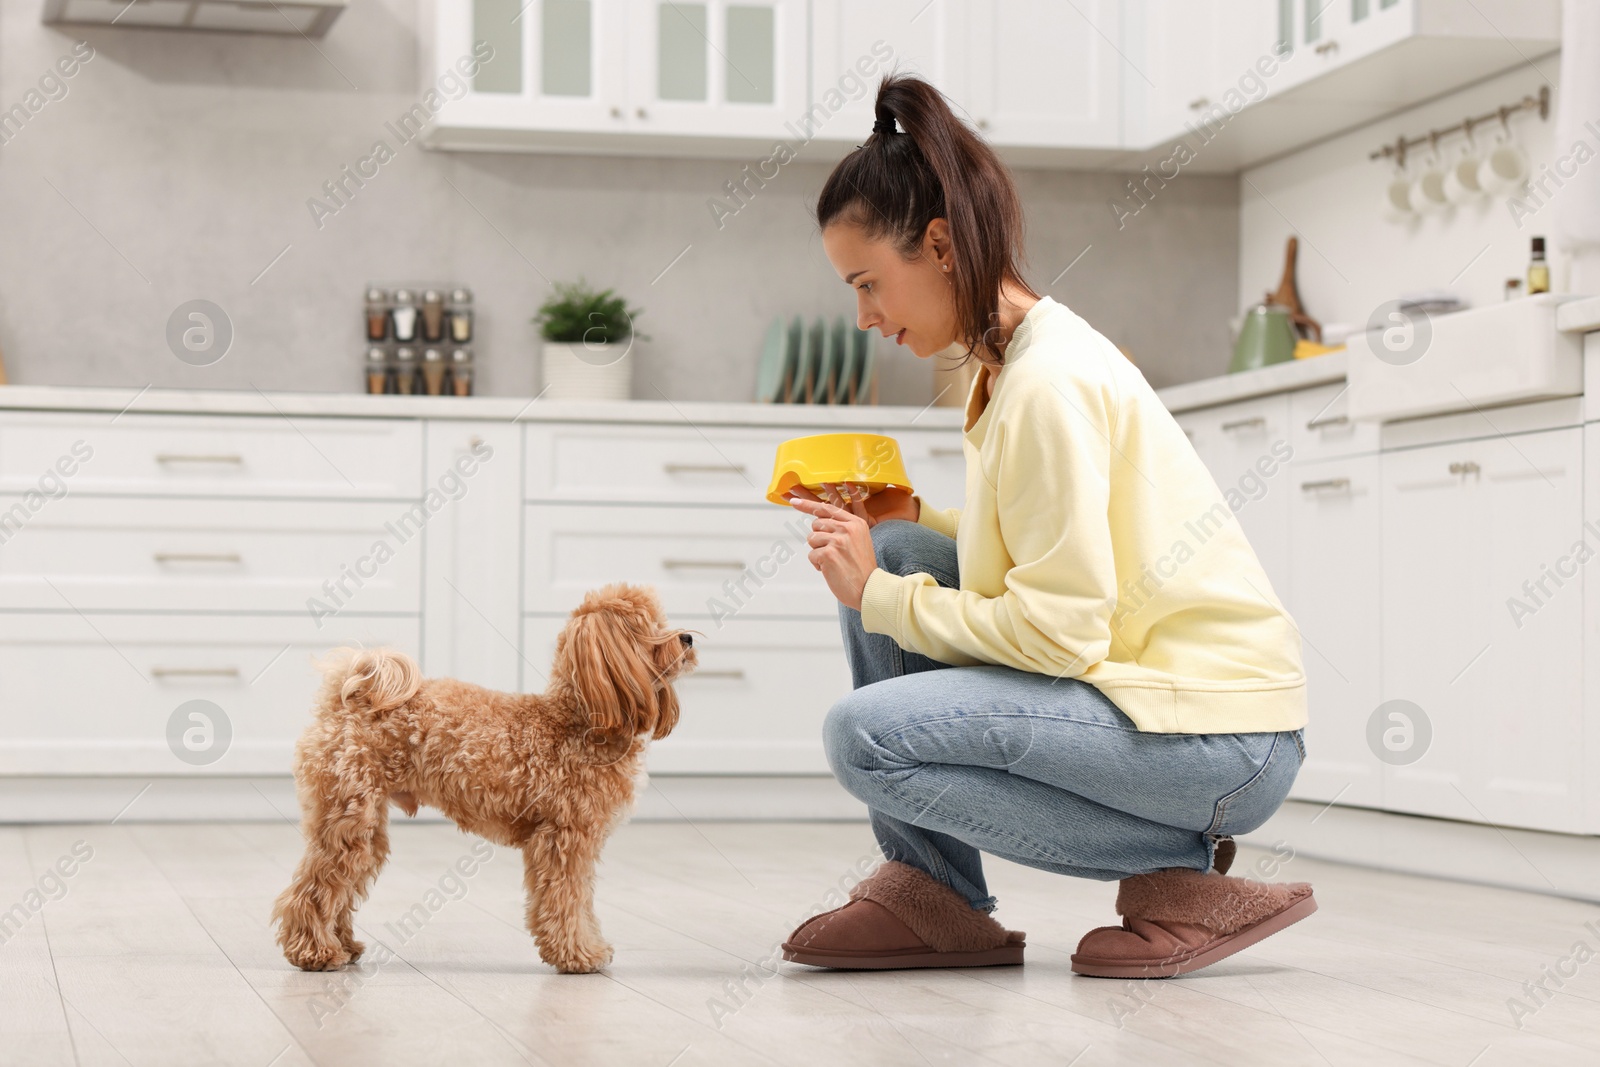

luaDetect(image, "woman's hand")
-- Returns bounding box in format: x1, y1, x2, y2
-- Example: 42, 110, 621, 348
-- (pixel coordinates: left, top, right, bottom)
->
789, 483, 919, 527
786, 490, 881, 611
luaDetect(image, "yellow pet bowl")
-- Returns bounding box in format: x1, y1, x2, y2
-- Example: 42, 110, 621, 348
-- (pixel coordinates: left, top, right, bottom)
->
766, 433, 912, 506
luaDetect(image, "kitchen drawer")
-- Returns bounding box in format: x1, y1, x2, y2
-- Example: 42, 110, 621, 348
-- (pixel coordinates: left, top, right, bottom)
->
1287, 381, 1379, 463
896, 430, 967, 513
0, 410, 422, 500
526, 424, 794, 505
523, 615, 849, 773
0, 613, 421, 775
0, 496, 421, 614
524, 504, 834, 617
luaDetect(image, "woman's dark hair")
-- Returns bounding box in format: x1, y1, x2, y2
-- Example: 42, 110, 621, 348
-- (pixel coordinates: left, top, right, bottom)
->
815, 73, 1038, 369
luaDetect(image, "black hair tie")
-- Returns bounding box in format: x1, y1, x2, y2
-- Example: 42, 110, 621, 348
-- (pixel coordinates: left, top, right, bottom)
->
872, 116, 897, 135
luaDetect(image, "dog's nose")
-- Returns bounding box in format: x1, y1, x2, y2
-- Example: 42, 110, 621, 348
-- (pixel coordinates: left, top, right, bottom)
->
678, 632, 693, 647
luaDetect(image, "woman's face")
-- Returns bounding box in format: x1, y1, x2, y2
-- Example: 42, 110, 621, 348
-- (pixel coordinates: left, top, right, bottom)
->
822, 218, 956, 359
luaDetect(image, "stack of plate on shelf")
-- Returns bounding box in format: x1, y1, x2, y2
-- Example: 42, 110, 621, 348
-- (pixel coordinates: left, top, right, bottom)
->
755, 314, 877, 404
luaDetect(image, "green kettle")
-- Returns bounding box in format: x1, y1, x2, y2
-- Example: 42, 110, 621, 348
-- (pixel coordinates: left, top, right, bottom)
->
1229, 304, 1297, 374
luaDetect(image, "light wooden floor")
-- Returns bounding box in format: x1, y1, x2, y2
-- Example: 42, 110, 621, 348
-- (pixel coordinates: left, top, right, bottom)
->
2, 818, 1598, 1067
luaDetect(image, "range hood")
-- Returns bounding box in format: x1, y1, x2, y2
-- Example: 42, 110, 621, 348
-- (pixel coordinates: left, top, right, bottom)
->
42, 0, 345, 37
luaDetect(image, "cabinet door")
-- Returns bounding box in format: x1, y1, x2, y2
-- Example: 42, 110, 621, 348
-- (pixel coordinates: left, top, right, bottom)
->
1173, 394, 1292, 602
1467, 428, 1584, 833
421, 422, 523, 691
809, 0, 972, 133
966, 0, 1121, 147
1586, 423, 1600, 833
627, 0, 808, 137
433, 0, 630, 133
1379, 439, 1481, 820
1272, 0, 1415, 96
1286, 453, 1383, 807
525, 615, 850, 773
1126, 0, 1219, 148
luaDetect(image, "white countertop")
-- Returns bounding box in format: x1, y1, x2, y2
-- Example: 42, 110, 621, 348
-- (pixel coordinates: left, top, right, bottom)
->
1152, 350, 1347, 413
1557, 295, 1600, 334
0, 355, 1350, 425
0, 383, 966, 430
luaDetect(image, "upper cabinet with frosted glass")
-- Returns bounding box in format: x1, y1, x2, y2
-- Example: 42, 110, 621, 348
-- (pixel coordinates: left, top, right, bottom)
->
424, 0, 1561, 167
425, 0, 805, 151
1125, 0, 1560, 170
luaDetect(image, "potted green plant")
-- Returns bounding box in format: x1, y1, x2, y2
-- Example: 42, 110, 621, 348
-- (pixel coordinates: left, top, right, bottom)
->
533, 279, 646, 400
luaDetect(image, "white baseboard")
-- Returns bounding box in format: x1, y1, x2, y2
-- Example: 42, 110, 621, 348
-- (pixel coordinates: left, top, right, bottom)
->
6, 779, 1596, 903
1240, 799, 1600, 904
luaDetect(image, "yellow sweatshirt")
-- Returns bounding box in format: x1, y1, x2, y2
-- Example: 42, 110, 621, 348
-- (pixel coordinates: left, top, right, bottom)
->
859, 295, 1308, 735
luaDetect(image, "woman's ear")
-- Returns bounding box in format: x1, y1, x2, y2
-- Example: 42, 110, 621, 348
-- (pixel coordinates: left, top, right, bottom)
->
564, 607, 662, 744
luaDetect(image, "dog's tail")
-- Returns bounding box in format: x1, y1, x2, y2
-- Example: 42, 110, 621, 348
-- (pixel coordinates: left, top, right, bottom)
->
312, 646, 422, 718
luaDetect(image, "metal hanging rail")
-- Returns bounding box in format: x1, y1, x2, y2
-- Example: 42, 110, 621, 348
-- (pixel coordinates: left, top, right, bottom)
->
1367, 85, 1550, 167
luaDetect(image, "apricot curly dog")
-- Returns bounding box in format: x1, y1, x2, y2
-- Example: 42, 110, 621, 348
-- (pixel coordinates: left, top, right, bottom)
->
272, 582, 696, 974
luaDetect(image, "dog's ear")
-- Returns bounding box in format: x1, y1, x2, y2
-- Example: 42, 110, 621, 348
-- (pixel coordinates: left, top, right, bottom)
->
564, 603, 667, 745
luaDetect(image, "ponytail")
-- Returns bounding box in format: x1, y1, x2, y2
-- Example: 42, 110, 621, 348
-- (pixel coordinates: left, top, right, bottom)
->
815, 73, 1037, 369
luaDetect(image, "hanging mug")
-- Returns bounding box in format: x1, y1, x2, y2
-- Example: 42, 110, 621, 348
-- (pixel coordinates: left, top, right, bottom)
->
1409, 149, 1450, 214
1477, 120, 1530, 196
1442, 133, 1486, 205
1382, 161, 1417, 223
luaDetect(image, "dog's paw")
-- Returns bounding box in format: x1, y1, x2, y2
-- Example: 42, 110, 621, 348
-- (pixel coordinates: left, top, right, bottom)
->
286, 946, 352, 972
546, 941, 614, 974
341, 937, 366, 962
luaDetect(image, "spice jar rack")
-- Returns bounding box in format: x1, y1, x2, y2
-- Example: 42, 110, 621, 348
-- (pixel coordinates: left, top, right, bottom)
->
363, 284, 476, 396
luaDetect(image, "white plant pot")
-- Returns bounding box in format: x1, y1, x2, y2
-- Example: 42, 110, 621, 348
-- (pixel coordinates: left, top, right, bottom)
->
540, 340, 633, 401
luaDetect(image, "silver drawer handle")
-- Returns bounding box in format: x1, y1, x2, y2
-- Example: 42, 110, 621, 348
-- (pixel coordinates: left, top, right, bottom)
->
1314, 39, 1340, 56
156, 453, 244, 465
1305, 414, 1349, 429
687, 669, 746, 680
929, 447, 964, 458
1188, 96, 1210, 111
154, 552, 243, 564
663, 463, 746, 474
1220, 417, 1266, 432
152, 667, 241, 678
661, 559, 746, 571
1300, 478, 1350, 492
1448, 461, 1480, 475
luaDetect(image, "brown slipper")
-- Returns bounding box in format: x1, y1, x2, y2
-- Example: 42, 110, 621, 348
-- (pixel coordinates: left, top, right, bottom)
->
1071, 867, 1315, 979
781, 860, 1025, 970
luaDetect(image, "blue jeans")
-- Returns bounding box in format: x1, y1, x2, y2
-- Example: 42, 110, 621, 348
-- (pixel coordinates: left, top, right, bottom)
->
826, 520, 1305, 914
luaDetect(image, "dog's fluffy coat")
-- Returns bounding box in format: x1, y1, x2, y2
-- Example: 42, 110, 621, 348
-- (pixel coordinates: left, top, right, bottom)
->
272, 583, 695, 974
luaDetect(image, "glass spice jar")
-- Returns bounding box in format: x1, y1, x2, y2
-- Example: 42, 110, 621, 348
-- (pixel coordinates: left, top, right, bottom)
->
365, 345, 389, 394
449, 347, 473, 396
421, 347, 446, 396
448, 288, 474, 343
393, 346, 418, 395
365, 288, 390, 341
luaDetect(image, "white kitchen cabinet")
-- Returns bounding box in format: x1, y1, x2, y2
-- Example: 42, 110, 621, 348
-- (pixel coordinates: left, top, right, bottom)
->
965, 0, 1123, 147
524, 503, 832, 618
523, 614, 851, 773
1125, 0, 1559, 170
1172, 393, 1292, 603
1124, 0, 1223, 148
1381, 427, 1585, 834
1285, 451, 1383, 808
808, 0, 972, 132
626, 0, 808, 138
432, 0, 630, 134
0, 613, 420, 776
1586, 422, 1600, 834
421, 421, 523, 690
429, 0, 804, 149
